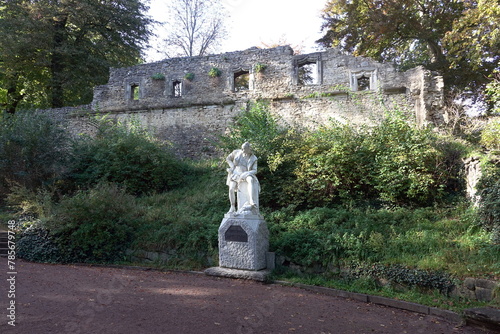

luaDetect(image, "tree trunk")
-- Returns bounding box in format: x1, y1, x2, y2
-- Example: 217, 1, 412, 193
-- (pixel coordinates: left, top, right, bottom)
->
50, 15, 68, 108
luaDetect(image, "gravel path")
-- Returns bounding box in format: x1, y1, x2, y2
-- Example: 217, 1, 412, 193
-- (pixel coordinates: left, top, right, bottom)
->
0, 259, 493, 334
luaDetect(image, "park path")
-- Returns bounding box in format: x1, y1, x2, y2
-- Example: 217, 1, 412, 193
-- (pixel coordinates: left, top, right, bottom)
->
0, 259, 493, 334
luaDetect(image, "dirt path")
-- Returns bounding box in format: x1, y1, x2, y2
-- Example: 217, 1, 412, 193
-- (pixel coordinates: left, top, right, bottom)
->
0, 259, 493, 334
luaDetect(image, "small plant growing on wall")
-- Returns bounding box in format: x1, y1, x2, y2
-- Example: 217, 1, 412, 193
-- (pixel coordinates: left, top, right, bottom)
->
151, 73, 165, 80
184, 72, 195, 81
208, 67, 221, 78
254, 63, 267, 73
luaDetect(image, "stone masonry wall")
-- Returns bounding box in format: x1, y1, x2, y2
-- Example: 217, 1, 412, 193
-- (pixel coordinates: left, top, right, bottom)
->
57, 46, 445, 157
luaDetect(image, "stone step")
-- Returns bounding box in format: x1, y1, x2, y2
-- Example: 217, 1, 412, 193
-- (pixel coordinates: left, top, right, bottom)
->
464, 307, 500, 333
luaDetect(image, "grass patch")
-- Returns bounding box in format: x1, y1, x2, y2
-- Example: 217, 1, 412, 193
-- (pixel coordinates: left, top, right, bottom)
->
130, 160, 227, 269
267, 205, 500, 279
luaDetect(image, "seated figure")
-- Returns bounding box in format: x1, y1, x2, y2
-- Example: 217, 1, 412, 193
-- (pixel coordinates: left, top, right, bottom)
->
226, 142, 260, 215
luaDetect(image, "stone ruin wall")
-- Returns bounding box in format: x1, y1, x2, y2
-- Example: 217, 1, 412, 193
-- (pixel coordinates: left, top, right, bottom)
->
59, 46, 445, 157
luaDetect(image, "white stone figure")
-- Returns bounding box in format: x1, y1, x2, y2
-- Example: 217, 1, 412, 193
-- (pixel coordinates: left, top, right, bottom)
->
226, 142, 260, 215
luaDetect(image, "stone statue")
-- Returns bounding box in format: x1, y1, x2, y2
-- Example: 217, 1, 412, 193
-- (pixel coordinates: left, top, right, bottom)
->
226, 142, 260, 215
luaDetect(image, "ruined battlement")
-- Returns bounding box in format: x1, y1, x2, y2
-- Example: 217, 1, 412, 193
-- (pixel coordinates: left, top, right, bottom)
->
64, 46, 445, 157
92, 46, 444, 124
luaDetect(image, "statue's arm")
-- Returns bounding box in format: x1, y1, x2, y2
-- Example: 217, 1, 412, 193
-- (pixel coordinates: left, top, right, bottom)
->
226, 151, 236, 173
249, 159, 257, 174
226, 151, 234, 167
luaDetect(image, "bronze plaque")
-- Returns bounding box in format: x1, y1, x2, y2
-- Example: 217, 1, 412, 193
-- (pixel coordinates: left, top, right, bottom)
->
225, 225, 248, 242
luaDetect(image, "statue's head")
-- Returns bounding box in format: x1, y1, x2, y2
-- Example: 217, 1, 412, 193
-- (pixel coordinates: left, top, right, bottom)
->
241, 142, 251, 153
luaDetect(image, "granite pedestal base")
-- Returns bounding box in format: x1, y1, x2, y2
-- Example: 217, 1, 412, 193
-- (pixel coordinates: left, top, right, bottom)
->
218, 214, 269, 271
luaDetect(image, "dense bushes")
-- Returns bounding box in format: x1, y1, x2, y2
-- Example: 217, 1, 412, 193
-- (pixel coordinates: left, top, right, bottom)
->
0, 114, 190, 263
16, 219, 62, 263
478, 181, 500, 244
219, 104, 467, 208
46, 183, 142, 262
0, 112, 69, 199
8, 160, 225, 266
480, 117, 500, 151
0, 114, 184, 199
69, 117, 184, 195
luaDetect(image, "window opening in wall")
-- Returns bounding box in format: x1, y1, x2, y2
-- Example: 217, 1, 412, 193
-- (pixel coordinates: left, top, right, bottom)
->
298, 62, 318, 85
234, 70, 250, 92
131, 84, 140, 100
173, 80, 182, 97
350, 70, 377, 91
357, 75, 370, 91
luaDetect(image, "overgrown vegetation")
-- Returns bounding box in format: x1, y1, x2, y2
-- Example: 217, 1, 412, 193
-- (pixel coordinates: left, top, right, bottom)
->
68, 117, 185, 195
1, 102, 499, 311
267, 205, 499, 278
0, 111, 69, 199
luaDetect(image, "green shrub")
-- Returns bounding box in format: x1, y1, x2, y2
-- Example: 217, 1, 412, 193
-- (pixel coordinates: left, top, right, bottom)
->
208, 67, 221, 78
273, 228, 324, 266
268, 205, 499, 277
480, 117, 500, 150
351, 264, 454, 294
291, 122, 375, 206
478, 180, 500, 244
69, 117, 184, 195
17, 223, 62, 263
254, 63, 267, 73
369, 116, 448, 205
6, 184, 55, 218
287, 115, 464, 207
47, 183, 142, 263
0, 111, 69, 199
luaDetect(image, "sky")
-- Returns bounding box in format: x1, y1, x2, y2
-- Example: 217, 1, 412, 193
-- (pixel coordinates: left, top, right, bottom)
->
146, 0, 328, 62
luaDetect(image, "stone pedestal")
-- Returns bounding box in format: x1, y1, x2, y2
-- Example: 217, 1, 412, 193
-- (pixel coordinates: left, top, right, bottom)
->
218, 214, 269, 271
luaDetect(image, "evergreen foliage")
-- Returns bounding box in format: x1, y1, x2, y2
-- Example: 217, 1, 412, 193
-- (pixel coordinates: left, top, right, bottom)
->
69, 117, 185, 195
47, 183, 142, 263
0, 112, 69, 199
478, 180, 500, 244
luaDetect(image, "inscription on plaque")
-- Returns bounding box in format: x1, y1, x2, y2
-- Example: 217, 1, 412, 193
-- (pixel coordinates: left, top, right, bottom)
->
225, 225, 248, 242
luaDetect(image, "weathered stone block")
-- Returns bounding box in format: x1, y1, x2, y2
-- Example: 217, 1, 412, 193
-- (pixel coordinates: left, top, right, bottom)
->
464, 277, 477, 290
476, 278, 498, 290
475, 287, 494, 302
451, 285, 476, 300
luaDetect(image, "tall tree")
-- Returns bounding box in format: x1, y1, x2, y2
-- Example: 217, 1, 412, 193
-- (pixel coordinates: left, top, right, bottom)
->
317, 0, 499, 108
443, 0, 500, 111
162, 0, 228, 57
0, 0, 153, 112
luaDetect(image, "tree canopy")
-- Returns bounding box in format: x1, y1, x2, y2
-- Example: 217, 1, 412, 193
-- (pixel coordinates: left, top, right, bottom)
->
0, 0, 153, 112
162, 0, 228, 58
317, 0, 500, 109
